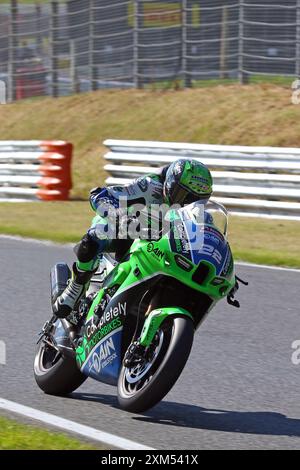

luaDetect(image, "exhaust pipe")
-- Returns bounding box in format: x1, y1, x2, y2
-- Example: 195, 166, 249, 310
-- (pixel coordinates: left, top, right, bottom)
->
50, 263, 71, 306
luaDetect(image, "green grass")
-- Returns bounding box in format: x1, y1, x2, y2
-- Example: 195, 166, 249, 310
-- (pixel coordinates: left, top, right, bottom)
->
0, 201, 92, 243
149, 75, 294, 91
1, 202, 300, 268
229, 216, 300, 268
0, 415, 103, 450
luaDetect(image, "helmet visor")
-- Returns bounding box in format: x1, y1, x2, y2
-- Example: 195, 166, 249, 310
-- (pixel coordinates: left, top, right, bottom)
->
169, 183, 210, 206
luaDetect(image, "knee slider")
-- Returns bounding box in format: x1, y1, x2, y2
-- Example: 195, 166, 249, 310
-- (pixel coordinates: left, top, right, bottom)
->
74, 234, 99, 263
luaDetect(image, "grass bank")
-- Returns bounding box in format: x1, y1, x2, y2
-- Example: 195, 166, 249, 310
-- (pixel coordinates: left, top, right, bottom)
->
0, 415, 102, 450
0, 202, 299, 268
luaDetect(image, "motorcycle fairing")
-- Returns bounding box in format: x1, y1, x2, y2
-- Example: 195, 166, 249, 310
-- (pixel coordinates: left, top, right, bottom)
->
169, 217, 232, 276
80, 326, 123, 386
76, 273, 164, 384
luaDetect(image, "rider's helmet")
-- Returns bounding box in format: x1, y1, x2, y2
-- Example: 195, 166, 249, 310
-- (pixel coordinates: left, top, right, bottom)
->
163, 159, 213, 206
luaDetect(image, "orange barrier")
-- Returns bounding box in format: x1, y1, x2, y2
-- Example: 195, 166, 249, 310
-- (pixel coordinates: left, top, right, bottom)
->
38, 141, 73, 201
36, 188, 70, 201
0, 140, 73, 201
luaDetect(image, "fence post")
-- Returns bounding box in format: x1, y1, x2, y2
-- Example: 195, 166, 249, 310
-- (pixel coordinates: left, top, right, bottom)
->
182, 0, 191, 88
238, 0, 248, 84
70, 40, 79, 94
8, 0, 18, 102
220, 6, 228, 79
50, 1, 59, 97
89, 0, 98, 91
88, 0, 93, 90
0, 79, 6, 104
296, 0, 300, 77
36, 2, 43, 55
133, 0, 143, 89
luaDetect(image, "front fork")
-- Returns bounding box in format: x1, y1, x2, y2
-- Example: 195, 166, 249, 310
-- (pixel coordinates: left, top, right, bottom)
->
123, 307, 194, 367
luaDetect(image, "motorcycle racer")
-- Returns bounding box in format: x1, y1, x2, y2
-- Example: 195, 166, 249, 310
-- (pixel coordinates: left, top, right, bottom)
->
53, 159, 213, 318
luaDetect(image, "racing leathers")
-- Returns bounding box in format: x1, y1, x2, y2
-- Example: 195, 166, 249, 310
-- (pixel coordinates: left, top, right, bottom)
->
53, 172, 167, 317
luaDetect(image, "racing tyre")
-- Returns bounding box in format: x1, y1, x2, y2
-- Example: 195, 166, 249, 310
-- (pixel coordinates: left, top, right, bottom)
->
117, 316, 194, 413
34, 340, 86, 395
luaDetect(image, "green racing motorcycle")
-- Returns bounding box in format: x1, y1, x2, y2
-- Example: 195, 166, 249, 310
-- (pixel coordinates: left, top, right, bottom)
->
34, 201, 246, 413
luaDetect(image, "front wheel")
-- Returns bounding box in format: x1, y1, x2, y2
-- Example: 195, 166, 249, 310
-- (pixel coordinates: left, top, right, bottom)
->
117, 316, 194, 413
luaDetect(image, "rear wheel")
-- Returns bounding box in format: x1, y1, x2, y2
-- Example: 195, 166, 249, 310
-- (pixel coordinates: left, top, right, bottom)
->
117, 316, 194, 413
34, 339, 86, 396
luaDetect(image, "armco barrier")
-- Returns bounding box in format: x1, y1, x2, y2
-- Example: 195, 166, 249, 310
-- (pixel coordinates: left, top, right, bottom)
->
104, 139, 300, 221
0, 141, 72, 201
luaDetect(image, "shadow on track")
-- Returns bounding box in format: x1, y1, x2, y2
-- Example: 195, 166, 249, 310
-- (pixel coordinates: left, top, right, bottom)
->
70, 392, 118, 407
70, 392, 300, 437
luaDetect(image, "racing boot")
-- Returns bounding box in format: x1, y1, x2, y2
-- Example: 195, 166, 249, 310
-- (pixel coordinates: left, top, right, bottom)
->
53, 262, 95, 318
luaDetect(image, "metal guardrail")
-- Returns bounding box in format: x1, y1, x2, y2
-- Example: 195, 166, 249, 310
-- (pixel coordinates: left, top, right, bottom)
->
0, 141, 72, 201
104, 139, 300, 221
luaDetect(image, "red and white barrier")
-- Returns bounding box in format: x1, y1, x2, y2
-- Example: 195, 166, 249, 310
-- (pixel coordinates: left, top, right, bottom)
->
0, 141, 72, 201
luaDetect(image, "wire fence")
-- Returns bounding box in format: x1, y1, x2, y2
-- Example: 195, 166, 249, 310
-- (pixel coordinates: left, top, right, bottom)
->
0, 0, 300, 101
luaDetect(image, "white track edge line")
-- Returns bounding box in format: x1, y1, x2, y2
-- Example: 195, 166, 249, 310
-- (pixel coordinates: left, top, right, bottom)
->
235, 261, 300, 273
1, 234, 300, 273
0, 397, 155, 451
0, 234, 74, 248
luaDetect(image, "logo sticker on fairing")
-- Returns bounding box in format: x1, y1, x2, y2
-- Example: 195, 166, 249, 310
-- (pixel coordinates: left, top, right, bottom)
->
170, 220, 227, 271
84, 301, 126, 344
169, 220, 192, 259
89, 337, 117, 373
220, 245, 233, 277
193, 228, 228, 274
147, 242, 165, 260
76, 296, 126, 375
81, 327, 123, 385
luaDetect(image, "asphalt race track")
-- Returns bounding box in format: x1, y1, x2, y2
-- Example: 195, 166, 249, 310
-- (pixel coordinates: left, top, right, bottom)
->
1, 237, 300, 450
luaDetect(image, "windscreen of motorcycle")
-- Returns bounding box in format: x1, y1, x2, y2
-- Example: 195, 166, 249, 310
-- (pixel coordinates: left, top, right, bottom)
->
168, 200, 233, 276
